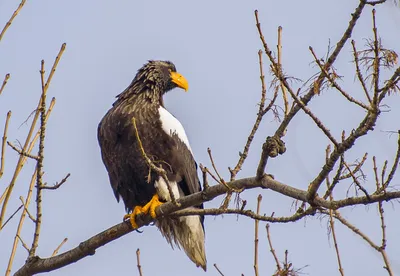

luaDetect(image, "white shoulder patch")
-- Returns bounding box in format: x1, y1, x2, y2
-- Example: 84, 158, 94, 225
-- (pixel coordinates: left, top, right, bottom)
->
158, 106, 193, 153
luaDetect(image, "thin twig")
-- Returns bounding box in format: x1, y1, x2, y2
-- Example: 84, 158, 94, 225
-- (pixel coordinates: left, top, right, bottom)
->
0, 0, 26, 42
41, 173, 70, 190
19, 196, 35, 222
328, 211, 380, 251
6, 156, 35, 274
352, 40, 372, 103
207, 148, 225, 185
324, 156, 344, 199
375, 178, 393, 275
131, 117, 179, 206
343, 161, 370, 199
0, 205, 22, 230
52, 238, 68, 257
382, 131, 400, 190
254, 195, 262, 276
208, 147, 240, 209
325, 146, 344, 276
7, 141, 39, 160
0, 73, 10, 95
214, 264, 225, 276
277, 26, 289, 115
0, 111, 11, 178
310, 47, 370, 110
371, 9, 380, 107
136, 249, 143, 276
329, 210, 344, 276
339, 153, 368, 180
266, 224, 281, 272
17, 234, 30, 252
199, 164, 209, 190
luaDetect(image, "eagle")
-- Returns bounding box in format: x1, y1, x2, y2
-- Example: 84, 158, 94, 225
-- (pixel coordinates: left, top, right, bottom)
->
97, 60, 207, 270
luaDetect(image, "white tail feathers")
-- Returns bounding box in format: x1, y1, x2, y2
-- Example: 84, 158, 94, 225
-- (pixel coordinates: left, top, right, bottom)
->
156, 212, 207, 271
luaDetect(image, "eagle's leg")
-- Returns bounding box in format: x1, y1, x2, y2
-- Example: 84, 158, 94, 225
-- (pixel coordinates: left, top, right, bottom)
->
123, 194, 163, 229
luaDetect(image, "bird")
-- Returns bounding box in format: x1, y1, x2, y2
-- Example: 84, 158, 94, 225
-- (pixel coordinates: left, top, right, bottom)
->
97, 60, 207, 270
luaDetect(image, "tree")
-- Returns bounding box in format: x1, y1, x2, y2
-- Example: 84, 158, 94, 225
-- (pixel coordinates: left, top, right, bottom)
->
1, 0, 400, 275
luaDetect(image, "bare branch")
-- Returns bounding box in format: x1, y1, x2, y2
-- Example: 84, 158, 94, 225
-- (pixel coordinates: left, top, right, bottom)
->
277, 26, 289, 115
7, 141, 39, 160
41, 173, 70, 190
352, 40, 372, 103
253, 195, 262, 276
19, 196, 35, 222
17, 235, 30, 252
266, 224, 281, 272
6, 169, 37, 276
136, 249, 144, 276
310, 46, 370, 110
29, 60, 47, 257
382, 131, 400, 189
0, 111, 11, 179
0, 73, 10, 96
0, 204, 22, 230
199, 164, 209, 190
51, 238, 68, 257
0, 0, 26, 42
230, 50, 270, 179
214, 264, 225, 276
372, 9, 380, 107
343, 161, 370, 199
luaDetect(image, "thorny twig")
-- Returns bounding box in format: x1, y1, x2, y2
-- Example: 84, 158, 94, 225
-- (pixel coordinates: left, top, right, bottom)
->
29, 60, 47, 257
30, 43, 66, 257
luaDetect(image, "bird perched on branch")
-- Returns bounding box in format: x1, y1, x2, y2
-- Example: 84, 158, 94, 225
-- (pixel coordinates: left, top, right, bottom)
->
97, 60, 206, 270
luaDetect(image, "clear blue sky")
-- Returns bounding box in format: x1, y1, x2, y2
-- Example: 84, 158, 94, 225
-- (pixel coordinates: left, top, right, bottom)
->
1, 0, 400, 275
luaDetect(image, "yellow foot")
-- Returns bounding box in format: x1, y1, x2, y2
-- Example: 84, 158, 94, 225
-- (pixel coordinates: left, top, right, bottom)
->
144, 194, 163, 219
123, 194, 163, 229
123, 205, 144, 229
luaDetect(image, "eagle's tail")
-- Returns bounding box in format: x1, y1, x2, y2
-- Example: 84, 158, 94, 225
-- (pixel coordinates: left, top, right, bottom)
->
156, 210, 207, 271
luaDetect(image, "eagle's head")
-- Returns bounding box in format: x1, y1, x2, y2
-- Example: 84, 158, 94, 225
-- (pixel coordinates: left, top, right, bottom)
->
133, 60, 188, 94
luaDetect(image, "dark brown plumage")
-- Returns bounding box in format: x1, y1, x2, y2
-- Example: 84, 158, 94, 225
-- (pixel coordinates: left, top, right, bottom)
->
97, 60, 206, 270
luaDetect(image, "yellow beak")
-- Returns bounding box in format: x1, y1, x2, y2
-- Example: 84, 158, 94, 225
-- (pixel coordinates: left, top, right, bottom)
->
170, 71, 189, 92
